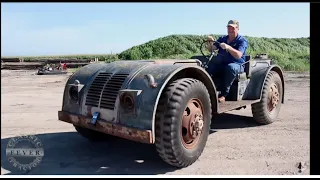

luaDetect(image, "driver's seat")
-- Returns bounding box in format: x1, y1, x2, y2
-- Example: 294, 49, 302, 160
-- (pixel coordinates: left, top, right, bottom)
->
226, 55, 252, 101
236, 55, 252, 81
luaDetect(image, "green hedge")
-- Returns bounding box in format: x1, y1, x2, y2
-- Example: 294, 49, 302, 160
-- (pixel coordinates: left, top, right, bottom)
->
118, 35, 310, 71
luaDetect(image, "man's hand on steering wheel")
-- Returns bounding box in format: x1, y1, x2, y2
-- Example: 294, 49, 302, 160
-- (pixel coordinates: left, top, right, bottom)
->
207, 36, 215, 48
207, 35, 215, 42
206, 36, 219, 52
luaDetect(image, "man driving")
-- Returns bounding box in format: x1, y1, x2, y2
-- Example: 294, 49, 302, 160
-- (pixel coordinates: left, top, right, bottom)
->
206, 20, 249, 103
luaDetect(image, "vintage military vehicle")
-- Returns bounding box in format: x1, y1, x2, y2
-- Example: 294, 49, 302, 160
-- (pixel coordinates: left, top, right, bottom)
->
58, 39, 284, 168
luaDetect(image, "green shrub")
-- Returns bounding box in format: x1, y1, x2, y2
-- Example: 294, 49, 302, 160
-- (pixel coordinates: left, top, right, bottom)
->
118, 35, 309, 71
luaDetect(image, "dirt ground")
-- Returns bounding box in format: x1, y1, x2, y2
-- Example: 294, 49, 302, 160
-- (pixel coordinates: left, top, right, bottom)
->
1, 70, 310, 175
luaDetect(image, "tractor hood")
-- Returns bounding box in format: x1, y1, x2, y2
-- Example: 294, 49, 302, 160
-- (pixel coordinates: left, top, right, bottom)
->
66, 59, 200, 88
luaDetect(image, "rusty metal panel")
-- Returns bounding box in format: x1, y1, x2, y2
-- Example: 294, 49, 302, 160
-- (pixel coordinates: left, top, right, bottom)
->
58, 111, 153, 144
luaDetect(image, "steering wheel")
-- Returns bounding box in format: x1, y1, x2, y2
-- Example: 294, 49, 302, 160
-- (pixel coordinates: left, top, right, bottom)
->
199, 40, 220, 69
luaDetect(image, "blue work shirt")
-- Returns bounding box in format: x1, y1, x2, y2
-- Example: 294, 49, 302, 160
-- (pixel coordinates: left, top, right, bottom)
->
214, 34, 248, 64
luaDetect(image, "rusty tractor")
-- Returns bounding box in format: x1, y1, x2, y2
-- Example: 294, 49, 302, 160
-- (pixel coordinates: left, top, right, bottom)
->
58, 39, 285, 168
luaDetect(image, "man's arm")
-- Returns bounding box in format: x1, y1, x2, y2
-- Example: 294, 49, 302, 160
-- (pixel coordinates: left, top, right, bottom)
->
207, 36, 222, 51
221, 39, 248, 59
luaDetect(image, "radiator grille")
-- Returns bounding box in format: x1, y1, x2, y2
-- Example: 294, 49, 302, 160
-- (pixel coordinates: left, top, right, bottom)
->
100, 73, 129, 110
85, 72, 112, 107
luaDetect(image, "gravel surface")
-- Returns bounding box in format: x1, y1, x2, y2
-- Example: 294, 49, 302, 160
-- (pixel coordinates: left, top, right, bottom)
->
1, 70, 310, 175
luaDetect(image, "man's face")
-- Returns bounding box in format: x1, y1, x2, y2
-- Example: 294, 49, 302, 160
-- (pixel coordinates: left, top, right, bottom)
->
227, 25, 238, 37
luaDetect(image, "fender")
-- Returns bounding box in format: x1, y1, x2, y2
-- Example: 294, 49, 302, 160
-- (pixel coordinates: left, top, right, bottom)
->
243, 64, 285, 103
122, 63, 218, 143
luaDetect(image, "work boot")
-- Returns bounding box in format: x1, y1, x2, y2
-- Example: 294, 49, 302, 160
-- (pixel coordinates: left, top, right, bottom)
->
218, 96, 225, 103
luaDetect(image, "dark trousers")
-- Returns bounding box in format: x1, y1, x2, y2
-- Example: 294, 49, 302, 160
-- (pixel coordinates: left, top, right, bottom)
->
206, 62, 244, 97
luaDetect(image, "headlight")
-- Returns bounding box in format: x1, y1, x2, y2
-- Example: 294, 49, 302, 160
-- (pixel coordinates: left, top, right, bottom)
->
120, 92, 134, 111
69, 86, 79, 101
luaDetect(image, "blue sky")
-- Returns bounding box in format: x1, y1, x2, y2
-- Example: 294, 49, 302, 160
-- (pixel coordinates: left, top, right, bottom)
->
1, 3, 310, 56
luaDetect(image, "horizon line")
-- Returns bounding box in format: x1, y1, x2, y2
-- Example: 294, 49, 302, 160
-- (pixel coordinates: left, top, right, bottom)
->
1, 34, 310, 58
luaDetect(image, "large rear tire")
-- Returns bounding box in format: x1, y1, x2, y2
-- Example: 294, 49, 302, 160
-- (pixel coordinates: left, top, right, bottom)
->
155, 78, 212, 168
251, 71, 283, 125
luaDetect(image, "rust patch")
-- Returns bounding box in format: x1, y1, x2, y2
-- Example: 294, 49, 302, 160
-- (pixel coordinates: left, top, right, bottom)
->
58, 111, 153, 144
87, 106, 92, 116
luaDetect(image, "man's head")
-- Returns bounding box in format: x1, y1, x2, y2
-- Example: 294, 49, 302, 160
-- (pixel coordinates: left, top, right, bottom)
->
227, 20, 239, 38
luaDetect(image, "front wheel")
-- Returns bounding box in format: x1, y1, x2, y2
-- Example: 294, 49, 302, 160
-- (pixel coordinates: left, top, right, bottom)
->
155, 78, 212, 168
251, 71, 283, 125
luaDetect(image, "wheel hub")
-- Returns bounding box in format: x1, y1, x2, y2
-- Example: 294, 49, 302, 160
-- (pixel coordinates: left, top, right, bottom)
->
190, 113, 203, 138
268, 83, 280, 111
181, 99, 204, 149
